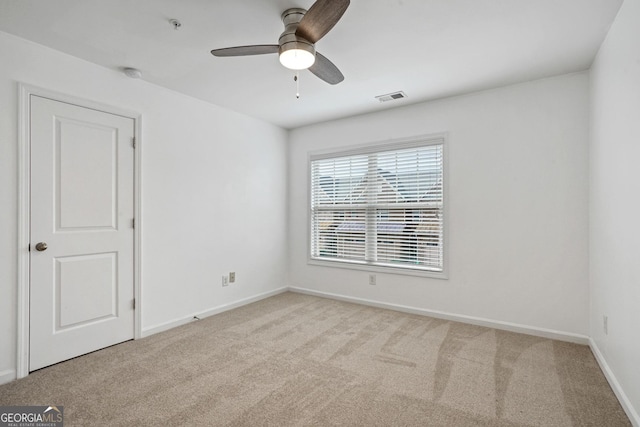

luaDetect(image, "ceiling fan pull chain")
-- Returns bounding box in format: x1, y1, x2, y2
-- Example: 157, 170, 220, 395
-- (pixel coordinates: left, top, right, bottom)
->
295, 72, 300, 99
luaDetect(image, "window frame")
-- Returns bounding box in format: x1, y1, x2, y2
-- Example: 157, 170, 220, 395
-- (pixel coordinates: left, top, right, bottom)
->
307, 133, 449, 279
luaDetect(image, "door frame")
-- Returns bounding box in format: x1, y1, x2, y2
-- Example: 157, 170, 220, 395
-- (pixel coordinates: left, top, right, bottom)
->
16, 83, 143, 378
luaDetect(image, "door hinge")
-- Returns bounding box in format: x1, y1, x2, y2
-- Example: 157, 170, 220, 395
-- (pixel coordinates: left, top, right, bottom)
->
132, 137, 136, 149
132, 218, 135, 229
132, 298, 136, 310
28, 243, 31, 252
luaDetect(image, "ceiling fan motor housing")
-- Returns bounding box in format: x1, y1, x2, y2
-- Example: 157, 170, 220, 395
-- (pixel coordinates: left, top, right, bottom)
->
279, 8, 316, 64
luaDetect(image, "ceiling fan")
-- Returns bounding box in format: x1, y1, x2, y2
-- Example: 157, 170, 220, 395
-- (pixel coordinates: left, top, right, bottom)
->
210, 0, 350, 85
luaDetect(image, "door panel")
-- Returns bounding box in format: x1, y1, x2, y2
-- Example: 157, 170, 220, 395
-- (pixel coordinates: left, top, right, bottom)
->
56, 117, 118, 230
56, 252, 117, 329
30, 95, 135, 371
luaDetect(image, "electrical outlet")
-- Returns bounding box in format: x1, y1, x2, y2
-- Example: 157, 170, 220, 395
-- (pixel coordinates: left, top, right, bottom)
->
369, 274, 376, 285
222, 275, 229, 287
603, 315, 608, 335
229, 272, 235, 283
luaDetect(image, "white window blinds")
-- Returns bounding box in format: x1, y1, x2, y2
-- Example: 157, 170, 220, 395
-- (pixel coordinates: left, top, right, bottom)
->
310, 138, 444, 273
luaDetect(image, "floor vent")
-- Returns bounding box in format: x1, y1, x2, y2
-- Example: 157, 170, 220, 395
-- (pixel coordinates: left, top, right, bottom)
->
375, 91, 407, 102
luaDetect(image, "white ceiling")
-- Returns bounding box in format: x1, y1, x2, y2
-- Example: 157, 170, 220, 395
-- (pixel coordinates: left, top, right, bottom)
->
0, 0, 622, 129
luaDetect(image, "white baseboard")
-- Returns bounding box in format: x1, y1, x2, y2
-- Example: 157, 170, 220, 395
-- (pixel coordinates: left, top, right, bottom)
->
288, 286, 590, 345
0, 369, 16, 385
589, 339, 639, 426
141, 287, 289, 337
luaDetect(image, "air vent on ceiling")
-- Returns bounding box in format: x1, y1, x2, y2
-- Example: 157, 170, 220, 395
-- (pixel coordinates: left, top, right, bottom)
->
375, 91, 407, 103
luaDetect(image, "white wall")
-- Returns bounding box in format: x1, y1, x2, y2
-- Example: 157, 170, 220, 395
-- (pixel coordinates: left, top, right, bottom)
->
0, 32, 288, 382
589, 0, 640, 420
289, 73, 590, 336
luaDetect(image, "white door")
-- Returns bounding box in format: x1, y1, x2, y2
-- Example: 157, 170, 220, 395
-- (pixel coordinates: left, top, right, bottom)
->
29, 95, 135, 371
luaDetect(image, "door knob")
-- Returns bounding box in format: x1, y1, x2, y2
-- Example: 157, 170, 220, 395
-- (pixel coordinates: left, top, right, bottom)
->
35, 242, 48, 251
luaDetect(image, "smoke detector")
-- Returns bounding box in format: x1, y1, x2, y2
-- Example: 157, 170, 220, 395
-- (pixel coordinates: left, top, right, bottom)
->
123, 67, 142, 79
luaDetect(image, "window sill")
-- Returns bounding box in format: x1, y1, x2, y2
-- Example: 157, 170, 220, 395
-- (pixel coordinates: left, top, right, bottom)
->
307, 257, 448, 279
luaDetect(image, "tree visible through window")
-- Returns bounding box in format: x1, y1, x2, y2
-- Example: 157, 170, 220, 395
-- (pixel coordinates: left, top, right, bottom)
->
310, 137, 444, 273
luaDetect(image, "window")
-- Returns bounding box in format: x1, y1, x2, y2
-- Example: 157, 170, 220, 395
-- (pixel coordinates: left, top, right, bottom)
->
310, 136, 445, 275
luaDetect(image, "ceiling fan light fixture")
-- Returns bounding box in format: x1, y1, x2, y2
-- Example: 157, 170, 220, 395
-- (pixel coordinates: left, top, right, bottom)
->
279, 43, 316, 70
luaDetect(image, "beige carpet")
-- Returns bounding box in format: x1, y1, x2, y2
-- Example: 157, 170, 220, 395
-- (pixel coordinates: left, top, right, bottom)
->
0, 292, 630, 426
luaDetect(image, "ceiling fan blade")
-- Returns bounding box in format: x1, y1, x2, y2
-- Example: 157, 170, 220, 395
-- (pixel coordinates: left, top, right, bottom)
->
210, 45, 279, 57
309, 52, 344, 85
296, 0, 350, 43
